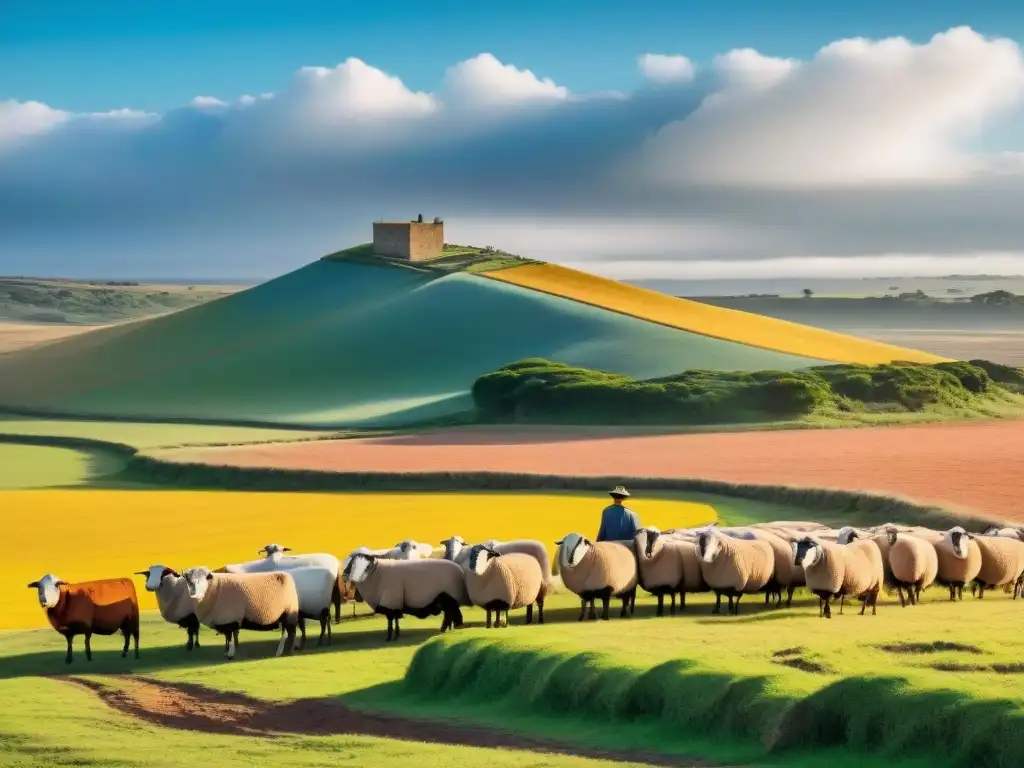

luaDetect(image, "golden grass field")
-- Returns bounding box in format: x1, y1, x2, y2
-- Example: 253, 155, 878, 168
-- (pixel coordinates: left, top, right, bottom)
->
483, 262, 948, 365
1, 489, 715, 630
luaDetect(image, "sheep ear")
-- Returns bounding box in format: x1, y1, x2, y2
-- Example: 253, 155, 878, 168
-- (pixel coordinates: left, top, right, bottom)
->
27, 581, 39, 589
134, 570, 149, 576
554, 539, 564, 545
282, 547, 292, 552
163, 567, 179, 578
205, 573, 214, 581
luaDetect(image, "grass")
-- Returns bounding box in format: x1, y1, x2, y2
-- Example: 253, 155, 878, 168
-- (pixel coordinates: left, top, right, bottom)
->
471, 358, 1024, 426
321, 242, 537, 274
483, 262, 947, 365
0, 488, 715, 630
1, 489, 1018, 767
0, 417, 339, 449
0, 277, 238, 325
0, 444, 112, 488
0, 259, 832, 429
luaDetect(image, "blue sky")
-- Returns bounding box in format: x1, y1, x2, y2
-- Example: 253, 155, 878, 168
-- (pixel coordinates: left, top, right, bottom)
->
1, 0, 1018, 113
4, 3, 1024, 280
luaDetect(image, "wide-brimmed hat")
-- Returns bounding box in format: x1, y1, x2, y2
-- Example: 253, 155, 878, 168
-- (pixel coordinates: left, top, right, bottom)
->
609, 485, 630, 498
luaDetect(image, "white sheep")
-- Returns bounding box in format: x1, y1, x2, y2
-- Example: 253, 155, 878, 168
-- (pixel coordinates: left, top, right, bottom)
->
982, 525, 1024, 541
283, 565, 338, 650
221, 544, 343, 623
343, 552, 468, 641
555, 533, 637, 621
181, 567, 300, 660
883, 529, 939, 607
464, 544, 546, 627
389, 539, 437, 560
696, 528, 775, 615
135, 565, 200, 651
794, 536, 884, 619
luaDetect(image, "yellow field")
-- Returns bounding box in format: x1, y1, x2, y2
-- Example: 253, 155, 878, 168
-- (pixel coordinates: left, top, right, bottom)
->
1, 489, 715, 630
483, 262, 947, 365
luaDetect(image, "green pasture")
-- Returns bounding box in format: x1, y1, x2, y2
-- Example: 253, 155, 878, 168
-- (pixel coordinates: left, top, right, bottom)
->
0, 259, 829, 429
0, 443, 111, 488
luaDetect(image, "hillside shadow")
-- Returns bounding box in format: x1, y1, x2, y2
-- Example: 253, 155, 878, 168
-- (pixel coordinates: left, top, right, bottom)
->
369, 425, 711, 446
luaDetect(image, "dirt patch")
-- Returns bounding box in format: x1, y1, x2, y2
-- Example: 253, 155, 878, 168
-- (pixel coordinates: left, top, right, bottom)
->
878, 641, 984, 655
164, 420, 1024, 522
771, 647, 804, 658
58, 676, 719, 767
932, 662, 1024, 674
772, 656, 833, 674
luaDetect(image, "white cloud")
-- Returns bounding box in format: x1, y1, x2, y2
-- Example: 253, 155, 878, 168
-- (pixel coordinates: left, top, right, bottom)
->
0, 99, 69, 142
637, 26, 1024, 189
441, 53, 568, 109
4, 29, 1024, 279
638, 53, 696, 84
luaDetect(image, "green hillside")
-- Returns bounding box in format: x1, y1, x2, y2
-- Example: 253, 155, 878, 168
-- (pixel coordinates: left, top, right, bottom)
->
0, 259, 830, 428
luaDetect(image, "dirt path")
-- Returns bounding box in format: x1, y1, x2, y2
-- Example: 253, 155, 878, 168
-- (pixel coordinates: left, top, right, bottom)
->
57, 675, 718, 767
163, 420, 1024, 521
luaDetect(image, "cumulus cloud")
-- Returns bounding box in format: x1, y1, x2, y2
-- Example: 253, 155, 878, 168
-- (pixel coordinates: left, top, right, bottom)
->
638, 53, 696, 83
3, 28, 1024, 279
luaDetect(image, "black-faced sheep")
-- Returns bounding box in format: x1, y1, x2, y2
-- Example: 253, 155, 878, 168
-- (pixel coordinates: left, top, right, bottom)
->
794, 536, 883, 619
696, 529, 774, 615
556, 533, 637, 621
464, 544, 546, 627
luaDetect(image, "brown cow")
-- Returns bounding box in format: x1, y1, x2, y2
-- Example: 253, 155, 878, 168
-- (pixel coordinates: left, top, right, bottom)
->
28, 573, 140, 664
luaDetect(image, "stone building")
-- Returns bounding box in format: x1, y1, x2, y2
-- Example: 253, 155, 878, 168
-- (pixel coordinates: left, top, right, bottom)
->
372, 215, 444, 261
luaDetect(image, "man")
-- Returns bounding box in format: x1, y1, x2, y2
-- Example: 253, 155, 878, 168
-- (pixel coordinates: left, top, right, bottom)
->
596, 485, 641, 542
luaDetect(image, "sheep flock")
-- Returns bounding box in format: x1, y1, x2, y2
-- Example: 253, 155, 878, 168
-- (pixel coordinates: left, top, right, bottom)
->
26, 521, 1024, 663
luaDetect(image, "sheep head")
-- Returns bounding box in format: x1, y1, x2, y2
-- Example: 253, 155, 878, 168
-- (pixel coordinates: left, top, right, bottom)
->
135, 565, 179, 592
555, 533, 590, 570
440, 536, 466, 561
793, 537, 822, 568
947, 526, 970, 558
344, 552, 377, 583
697, 530, 725, 564
27, 573, 65, 608
837, 526, 860, 545
182, 567, 214, 601
258, 543, 291, 557
637, 526, 662, 559
468, 544, 500, 575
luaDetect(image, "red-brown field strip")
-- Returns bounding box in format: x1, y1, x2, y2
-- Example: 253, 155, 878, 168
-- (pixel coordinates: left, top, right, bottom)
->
162, 420, 1024, 521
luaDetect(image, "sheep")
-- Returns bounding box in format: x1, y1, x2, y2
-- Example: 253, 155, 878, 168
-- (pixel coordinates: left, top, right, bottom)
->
794, 536, 883, 619
836, 526, 877, 545
135, 565, 200, 651
342, 552, 468, 641
747, 527, 806, 608
28, 574, 140, 664
223, 544, 344, 624
883, 530, 939, 606
751, 521, 828, 533
901, 526, 982, 601
972, 535, 1024, 599
182, 567, 300, 660
390, 539, 437, 560
439, 535, 479, 567
981, 525, 1024, 541
633, 527, 685, 616
695, 529, 774, 615
464, 544, 546, 628
285, 565, 339, 650
555, 533, 637, 621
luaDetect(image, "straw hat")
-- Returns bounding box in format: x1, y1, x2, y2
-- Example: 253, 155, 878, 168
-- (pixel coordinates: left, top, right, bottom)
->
609, 485, 630, 498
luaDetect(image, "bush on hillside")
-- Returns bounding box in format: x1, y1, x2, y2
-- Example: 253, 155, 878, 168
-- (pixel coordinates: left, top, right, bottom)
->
471, 358, 1021, 425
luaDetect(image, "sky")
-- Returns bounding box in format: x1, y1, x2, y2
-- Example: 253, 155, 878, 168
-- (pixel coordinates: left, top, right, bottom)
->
4, 1, 1024, 280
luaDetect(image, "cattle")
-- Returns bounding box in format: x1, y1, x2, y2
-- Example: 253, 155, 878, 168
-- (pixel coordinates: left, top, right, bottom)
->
28, 574, 141, 664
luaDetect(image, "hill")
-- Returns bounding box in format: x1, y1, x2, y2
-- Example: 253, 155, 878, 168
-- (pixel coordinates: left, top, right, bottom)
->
0, 277, 243, 325
0, 247, 945, 428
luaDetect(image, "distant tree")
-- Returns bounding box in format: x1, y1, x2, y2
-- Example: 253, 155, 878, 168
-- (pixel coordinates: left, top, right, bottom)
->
802, 288, 814, 298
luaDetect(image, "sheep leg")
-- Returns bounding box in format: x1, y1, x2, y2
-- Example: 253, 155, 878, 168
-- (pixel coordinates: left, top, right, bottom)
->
120, 620, 131, 658
948, 585, 956, 602
657, 594, 665, 617
670, 593, 677, 616
727, 594, 735, 614
537, 595, 545, 625
131, 617, 140, 659
680, 591, 686, 612
620, 590, 633, 618
822, 595, 832, 619
588, 598, 598, 621
295, 617, 307, 652
601, 594, 611, 621
786, 585, 795, 609
578, 599, 587, 622
732, 593, 743, 616
896, 586, 906, 607
839, 594, 845, 616
525, 604, 533, 625
386, 614, 394, 641
85, 633, 93, 662
63, 632, 74, 665
713, 592, 722, 615
332, 582, 342, 625
486, 609, 493, 629
318, 610, 328, 647
629, 590, 636, 616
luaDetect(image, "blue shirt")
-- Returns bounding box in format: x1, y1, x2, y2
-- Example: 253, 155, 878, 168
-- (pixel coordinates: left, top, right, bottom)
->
596, 503, 641, 542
